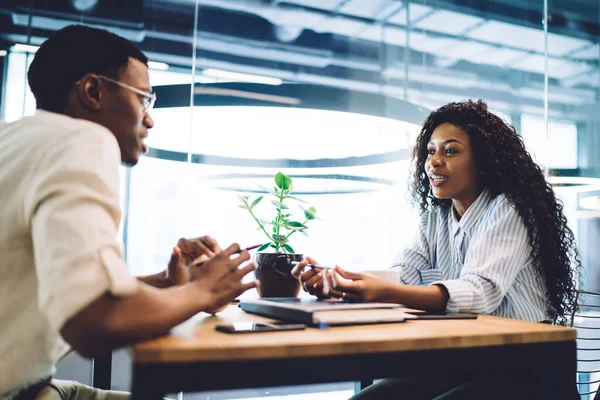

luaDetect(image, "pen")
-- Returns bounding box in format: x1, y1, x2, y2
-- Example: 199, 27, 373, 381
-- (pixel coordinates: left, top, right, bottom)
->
193, 244, 263, 267
291, 261, 335, 270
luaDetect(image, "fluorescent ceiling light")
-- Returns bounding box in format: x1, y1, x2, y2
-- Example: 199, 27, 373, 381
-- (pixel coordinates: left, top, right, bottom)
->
580, 196, 600, 210
148, 61, 169, 71
547, 177, 600, 193
194, 87, 299, 105
202, 68, 282, 86
12, 44, 39, 53
0, 50, 6, 57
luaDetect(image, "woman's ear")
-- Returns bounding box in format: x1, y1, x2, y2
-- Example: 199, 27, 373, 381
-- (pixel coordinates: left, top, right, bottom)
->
76, 74, 102, 111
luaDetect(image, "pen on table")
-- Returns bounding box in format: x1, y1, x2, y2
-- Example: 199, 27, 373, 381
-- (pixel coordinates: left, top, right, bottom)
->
193, 244, 263, 267
291, 261, 335, 270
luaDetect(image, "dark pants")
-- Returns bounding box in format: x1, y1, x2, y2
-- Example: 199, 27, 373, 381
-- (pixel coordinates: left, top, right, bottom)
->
349, 370, 548, 400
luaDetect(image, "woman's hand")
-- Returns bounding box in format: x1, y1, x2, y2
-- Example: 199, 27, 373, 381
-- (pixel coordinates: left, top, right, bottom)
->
322, 266, 392, 303
291, 256, 328, 298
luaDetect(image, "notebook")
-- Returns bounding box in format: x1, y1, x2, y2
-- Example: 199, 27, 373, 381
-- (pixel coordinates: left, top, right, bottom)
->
239, 298, 407, 326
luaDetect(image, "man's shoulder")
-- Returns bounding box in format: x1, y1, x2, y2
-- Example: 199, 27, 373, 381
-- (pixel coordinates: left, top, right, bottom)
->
2, 111, 117, 152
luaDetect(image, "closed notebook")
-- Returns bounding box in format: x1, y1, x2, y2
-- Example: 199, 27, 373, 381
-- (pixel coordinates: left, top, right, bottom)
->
240, 298, 406, 326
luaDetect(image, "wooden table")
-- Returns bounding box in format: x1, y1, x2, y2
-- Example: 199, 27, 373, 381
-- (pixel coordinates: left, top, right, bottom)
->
130, 306, 578, 399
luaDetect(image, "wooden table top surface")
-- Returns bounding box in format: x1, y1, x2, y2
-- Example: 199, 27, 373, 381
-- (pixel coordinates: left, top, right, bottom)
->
131, 305, 576, 364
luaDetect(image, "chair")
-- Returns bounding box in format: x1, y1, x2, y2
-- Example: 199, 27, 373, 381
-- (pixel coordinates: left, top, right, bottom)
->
568, 290, 600, 399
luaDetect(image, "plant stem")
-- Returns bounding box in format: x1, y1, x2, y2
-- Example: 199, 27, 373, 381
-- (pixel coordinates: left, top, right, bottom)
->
244, 200, 274, 243
273, 189, 287, 252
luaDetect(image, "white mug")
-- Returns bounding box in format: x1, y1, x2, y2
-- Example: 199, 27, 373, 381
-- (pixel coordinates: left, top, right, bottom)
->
363, 269, 402, 284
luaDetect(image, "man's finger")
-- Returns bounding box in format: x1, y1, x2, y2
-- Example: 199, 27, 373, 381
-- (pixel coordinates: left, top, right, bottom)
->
237, 262, 256, 277
241, 280, 259, 291
192, 239, 214, 257
222, 243, 241, 256
191, 254, 210, 266
168, 246, 182, 268
232, 250, 251, 265
200, 235, 221, 253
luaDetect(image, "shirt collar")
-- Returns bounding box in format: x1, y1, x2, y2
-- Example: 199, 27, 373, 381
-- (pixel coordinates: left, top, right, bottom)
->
450, 188, 494, 236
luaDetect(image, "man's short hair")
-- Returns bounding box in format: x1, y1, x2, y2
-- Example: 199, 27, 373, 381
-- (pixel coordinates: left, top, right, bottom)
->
28, 24, 148, 113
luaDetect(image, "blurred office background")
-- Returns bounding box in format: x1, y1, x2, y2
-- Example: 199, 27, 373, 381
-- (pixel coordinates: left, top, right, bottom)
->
1, 0, 599, 398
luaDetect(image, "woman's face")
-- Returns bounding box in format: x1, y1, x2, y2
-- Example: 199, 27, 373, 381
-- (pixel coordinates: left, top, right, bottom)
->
425, 123, 482, 209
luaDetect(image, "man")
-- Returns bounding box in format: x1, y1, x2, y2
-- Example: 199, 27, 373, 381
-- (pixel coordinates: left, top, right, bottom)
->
0, 25, 257, 399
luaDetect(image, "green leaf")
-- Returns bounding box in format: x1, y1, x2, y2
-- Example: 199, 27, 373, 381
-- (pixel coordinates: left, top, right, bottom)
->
303, 207, 316, 220
284, 221, 307, 230
274, 172, 292, 190
300, 230, 309, 237
257, 243, 271, 252
238, 204, 247, 209
283, 244, 295, 253
258, 218, 272, 225
271, 200, 289, 209
272, 234, 289, 244
237, 195, 248, 204
269, 243, 278, 249
250, 195, 263, 209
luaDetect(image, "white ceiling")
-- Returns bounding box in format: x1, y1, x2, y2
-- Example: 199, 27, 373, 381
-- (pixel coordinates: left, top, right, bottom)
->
271, 0, 596, 84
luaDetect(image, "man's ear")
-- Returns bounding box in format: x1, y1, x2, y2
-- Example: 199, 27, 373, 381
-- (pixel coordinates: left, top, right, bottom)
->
76, 74, 102, 111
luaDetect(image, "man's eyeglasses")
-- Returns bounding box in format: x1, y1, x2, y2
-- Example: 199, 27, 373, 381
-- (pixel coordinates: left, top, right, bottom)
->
98, 75, 156, 112
76, 75, 156, 113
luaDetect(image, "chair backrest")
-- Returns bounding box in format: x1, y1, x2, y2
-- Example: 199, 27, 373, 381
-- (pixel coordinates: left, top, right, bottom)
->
568, 290, 600, 399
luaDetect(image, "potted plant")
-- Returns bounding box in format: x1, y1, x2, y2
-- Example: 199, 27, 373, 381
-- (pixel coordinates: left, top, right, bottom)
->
238, 172, 317, 297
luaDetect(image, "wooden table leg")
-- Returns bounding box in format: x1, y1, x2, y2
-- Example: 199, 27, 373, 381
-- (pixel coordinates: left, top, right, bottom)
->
92, 353, 112, 390
131, 364, 165, 400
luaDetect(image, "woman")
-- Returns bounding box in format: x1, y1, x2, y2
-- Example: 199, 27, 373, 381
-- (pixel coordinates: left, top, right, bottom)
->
292, 100, 580, 399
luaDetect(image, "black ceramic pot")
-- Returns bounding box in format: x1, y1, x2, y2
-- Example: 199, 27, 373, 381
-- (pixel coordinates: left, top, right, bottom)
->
254, 253, 304, 298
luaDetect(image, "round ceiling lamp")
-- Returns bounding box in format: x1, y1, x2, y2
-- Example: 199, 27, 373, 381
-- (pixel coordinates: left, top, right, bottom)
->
70, 0, 98, 12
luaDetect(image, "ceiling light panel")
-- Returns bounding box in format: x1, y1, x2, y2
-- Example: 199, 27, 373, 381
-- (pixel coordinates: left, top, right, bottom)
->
324, 17, 367, 36
466, 21, 545, 52
567, 44, 600, 60
282, 0, 344, 11
466, 20, 591, 56
468, 47, 527, 66
387, 3, 433, 25
435, 41, 493, 60
408, 32, 457, 54
339, 0, 401, 19
359, 25, 407, 45
414, 10, 484, 35
509, 54, 592, 79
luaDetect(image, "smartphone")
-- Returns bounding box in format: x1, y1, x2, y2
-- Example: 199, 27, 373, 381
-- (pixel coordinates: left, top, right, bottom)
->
215, 321, 306, 333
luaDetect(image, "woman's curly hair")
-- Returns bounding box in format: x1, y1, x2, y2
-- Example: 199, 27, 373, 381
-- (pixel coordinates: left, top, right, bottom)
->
410, 99, 580, 324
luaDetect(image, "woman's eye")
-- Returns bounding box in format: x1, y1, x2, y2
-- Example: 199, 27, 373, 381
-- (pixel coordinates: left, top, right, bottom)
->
426, 149, 435, 155
445, 148, 457, 155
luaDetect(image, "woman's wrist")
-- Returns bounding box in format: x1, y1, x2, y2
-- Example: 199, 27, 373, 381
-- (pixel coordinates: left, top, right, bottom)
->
377, 281, 404, 303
